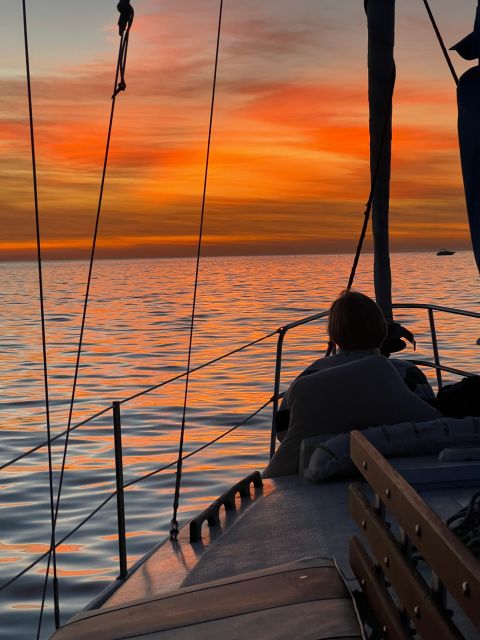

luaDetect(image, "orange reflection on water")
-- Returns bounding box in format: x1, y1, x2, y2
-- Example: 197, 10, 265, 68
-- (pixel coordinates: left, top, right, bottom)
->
37, 567, 112, 577
1, 253, 478, 640
0, 542, 83, 555
101, 531, 158, 542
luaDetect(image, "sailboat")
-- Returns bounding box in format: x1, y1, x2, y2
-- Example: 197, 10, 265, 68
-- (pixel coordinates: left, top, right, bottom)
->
2, 1, 480, 639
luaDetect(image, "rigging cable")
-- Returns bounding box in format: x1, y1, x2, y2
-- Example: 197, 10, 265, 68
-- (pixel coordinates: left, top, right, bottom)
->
421, 0, 459, 86
169, 0, 224, 542
336, 1, 458, 356
344, 70, 396, 294
324, 70, 397, 358
0, 331, 275, 474
36, 2, 134, 633
345, 0, 458, 297
0, 397, 271, 595
21, 0, 60, 631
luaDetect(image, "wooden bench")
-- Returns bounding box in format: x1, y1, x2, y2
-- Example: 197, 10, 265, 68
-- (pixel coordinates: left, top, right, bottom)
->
348, 430, 480, 639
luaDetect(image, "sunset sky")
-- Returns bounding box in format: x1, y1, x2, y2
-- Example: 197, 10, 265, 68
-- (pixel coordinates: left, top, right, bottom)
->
1, 0, 477, 260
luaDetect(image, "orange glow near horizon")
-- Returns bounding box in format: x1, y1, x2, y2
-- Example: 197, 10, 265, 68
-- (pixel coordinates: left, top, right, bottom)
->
1, 0, 475, 261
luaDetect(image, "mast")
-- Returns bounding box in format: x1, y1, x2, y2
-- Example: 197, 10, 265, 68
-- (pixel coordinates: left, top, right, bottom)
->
365, 0, 396, 323
452, 1, 480, 274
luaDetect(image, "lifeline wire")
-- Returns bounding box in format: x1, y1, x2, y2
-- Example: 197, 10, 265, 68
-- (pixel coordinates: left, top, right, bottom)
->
0, 397, 271, 594
37, 3, 134, 633
0, 331, 275, 474
21, 0, 60, 631
170, 0, 224, 541
421, 0, 459, 86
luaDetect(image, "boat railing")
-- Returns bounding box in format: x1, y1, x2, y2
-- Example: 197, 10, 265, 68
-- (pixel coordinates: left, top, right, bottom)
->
1, 302, 478, 627
269, 302, 479, 455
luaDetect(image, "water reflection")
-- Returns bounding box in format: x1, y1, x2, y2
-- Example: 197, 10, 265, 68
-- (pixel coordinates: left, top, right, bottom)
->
0, 252, 478, 638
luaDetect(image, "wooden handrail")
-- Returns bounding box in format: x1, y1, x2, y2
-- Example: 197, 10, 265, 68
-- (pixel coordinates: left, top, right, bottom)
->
350, 430, 480, 629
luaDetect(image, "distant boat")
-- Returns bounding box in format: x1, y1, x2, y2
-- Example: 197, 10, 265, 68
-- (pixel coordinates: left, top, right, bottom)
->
437, 249, 456, 255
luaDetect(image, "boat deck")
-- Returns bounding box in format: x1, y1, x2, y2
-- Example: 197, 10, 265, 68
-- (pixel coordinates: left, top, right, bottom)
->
49, 453, 480, 639
102, 456, 479, 607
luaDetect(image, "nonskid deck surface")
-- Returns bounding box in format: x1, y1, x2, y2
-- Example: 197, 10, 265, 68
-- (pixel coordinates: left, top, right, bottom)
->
182, 460, 478, 590
103, 475, 357, 610
50, 456, 480, 639
104, 456, 477, 609
182, 475, 357, 589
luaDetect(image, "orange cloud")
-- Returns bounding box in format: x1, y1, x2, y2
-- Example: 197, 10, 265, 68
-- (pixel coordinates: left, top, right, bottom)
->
0, 2, 472, 260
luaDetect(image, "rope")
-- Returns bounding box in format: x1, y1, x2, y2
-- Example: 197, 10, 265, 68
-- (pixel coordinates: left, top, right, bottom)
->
21, 0, 60, 631
346, 68, 396, 293
0, 397, 271, 594
324, 69, 397, 358
170, 0, 224, 541
113, 1, 134, 97
36, 3, 134, 632
447, 490, 480, 558
421, 0, 459, 86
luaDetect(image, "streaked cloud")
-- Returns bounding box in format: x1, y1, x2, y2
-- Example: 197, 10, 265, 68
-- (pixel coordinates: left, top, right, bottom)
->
0, 0, 473, 260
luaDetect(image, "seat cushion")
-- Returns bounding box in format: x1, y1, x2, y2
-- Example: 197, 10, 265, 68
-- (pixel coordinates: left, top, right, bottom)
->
305, 416, 480, 482
264, 355, 440, 477
51, 558, 362, 640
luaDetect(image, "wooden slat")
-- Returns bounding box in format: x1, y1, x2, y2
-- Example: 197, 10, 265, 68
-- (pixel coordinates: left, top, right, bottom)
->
350, 536, 409, 640
350, 430, 480, 629
349, 484, 462, 640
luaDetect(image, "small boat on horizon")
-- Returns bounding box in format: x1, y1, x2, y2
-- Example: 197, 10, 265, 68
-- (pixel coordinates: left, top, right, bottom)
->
437, 249, 456, 256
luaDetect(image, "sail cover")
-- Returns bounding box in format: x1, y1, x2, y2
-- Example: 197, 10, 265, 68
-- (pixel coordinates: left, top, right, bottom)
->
452, 3, 480, 273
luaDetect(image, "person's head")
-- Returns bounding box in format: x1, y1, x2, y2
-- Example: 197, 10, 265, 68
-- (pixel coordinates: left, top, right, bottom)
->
328, 290, 387, 351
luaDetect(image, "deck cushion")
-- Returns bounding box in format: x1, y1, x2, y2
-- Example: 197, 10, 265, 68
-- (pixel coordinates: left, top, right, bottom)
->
264, 355, 440, 477
305, 416, 480, 482
51, 558, 363, 640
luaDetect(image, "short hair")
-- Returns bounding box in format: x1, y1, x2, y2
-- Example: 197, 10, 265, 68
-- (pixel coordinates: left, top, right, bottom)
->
328, 290, 387, 351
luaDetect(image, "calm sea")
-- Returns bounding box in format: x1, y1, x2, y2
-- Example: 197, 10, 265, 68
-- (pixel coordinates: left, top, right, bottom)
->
1, 252, 479, 638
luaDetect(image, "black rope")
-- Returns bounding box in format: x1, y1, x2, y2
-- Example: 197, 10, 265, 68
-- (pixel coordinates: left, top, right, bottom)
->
20, 0, 61, 632
170, 0, 224, 541
37, 3, 134, 632
324, 70, 397, 358
421, 0, 459, 86
113, 1, 134, 97
346, 69, 396, 293
447, 490, 480, 558
0, 397, 271, 594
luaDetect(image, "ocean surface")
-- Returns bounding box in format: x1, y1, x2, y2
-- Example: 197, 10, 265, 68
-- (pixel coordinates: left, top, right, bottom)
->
0, 252, 479, 639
